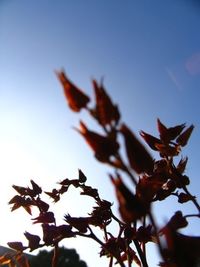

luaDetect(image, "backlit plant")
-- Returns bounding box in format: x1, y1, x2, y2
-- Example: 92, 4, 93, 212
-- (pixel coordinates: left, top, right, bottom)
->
2, 71, 200, 267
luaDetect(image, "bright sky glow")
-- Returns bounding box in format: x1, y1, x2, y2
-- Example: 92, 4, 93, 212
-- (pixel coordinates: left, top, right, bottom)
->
0, 1, 200, 266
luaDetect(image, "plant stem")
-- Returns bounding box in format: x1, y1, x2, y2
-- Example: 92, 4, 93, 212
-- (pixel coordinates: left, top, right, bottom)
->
183, 186, 200, 213
52, 243, 59, 267
133, 239, 148, 267
185, 213, 200, 218
148, 213, 165, 262
77, 227, 126, 267
109, 256, 113, 267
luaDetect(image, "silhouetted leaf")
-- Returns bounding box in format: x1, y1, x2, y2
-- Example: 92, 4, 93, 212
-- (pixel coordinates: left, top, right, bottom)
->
176, 125, 194, 146
56, 70, 90, 112
120, 124, 154, 174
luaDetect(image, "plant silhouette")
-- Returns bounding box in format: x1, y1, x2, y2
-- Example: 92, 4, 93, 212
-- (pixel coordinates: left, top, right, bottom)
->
2, 71, 200, 267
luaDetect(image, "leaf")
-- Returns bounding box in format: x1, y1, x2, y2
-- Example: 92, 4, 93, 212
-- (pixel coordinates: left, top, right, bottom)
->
78, 169, 87, 183
92, 79, 120, 126
120, 124, 154, 174
8, 196, 32, 215
45, 189, 60, 202
24, 232, 41, 251
178, 193, 195, 203
176, 124, 194, 146
76, 120, 119, 162
12, 185, 27, 195
32, 211, 55, 224
140, 131, 162, 150
176, 157, 188, 174
167, 123, 186, 140
111, 174, 149, 222
157, 119, 168, 142
7, 242, 26, 252
30, 180, 42, 195
64, 214, 89, 233
56, 70, 90, 112
155, 143, 180, 157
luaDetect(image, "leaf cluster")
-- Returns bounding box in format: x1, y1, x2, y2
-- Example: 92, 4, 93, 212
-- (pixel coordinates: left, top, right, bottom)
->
4, 72, 200, 267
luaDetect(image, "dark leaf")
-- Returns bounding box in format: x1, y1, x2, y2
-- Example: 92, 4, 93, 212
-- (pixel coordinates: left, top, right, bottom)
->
120, 124, 154, 174
56, 70, 90, 112
176, 124, 194, 146
24, 232, 41, 251
76, 121, 119, 162
7, 242, 26, 252
140, 131, 162, 151
92, 79, 120, 126
32, 212, 55, 224
78, 169, 87, 183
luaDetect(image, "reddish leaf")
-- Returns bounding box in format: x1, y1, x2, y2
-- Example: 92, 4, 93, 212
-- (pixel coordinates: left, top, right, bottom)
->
12, 185, 27, 196
76, 121, 119, 162
178, 193, 195, 203
24, 232, 40, 251
45, 189, 60, 202
9, 195, 32, 215
167, 123, 186, 140
111, 174, 149, 222
32, 211, 55, 224
157, 120, 186, 143
92, 79, 120, 126
176, 124, 194, 146
56, 225, 75, 238
162, 211, 188, 232
176, 157, 188, 174
7, 242, 26, 252
30, 180, 42, 195
120, 124, 154, 174
136, 225, 153, 243
56, 70, 90, 112
155, 143, 180, 157
157, 119, 168, 142
64, 214, 89, 233
35, 198, 49, 212
78, 169, 87, 183
140, 131, 162, 151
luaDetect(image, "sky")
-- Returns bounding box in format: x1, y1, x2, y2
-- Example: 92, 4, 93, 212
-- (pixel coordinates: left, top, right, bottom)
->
0, 1, 200, 266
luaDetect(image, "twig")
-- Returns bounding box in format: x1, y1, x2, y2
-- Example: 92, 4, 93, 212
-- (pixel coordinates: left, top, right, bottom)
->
52, 243, 59, 267
133, 239, 148, 267
183, 186, 200, 213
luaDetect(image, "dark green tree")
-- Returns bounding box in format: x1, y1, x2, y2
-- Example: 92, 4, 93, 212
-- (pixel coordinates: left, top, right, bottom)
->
29, 247, 87, 267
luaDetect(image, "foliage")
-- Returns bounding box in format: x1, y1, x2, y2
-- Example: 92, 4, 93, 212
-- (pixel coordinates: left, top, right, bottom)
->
28, 246, 87, 267
3, 71, 200, 267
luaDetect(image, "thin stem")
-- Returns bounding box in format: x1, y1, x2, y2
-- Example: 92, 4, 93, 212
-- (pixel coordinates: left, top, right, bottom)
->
52, 243, 59, 267
125, 240, 132, 267
77, 227, 126, 267
103, 223, 108, 242
184, 213, 200, 218
183, 186, 200, 213
109, 256, 113, 267
148, 213, 165, 262
133, 239, 148, 267
111, 213, 125, 227
142, 216, 146, 257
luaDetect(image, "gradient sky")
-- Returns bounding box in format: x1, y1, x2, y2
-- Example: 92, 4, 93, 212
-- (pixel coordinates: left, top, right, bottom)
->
0, 1, 200, 266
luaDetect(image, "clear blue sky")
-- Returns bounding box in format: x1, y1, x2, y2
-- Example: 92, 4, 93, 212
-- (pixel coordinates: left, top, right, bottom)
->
0, 1, 200, 266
